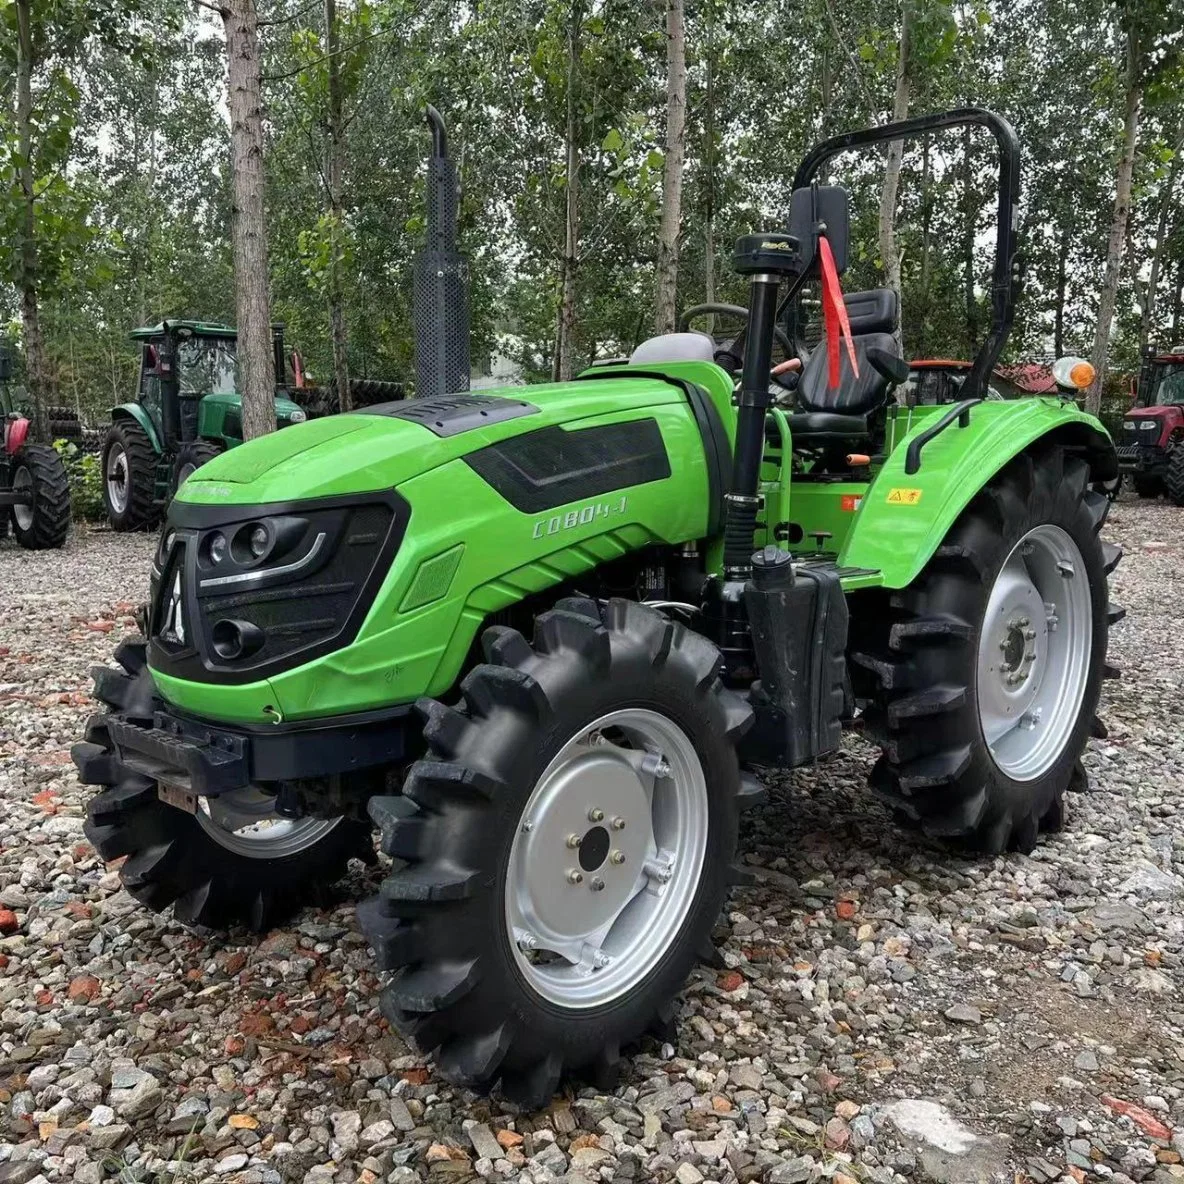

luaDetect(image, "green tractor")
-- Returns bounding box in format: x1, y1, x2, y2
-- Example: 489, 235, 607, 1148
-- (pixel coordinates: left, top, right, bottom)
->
102, 320, 309, 530
75, 109, 1122, 1106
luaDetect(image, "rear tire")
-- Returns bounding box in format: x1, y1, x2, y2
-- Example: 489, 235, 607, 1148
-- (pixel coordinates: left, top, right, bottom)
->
1165, 443, 1184, 506
171, 439, 223, 494
1133, 473, 1161, 499
358, 598, 752, 1107
856, 446, 1119, 854
10, 444, 70, 550
73, 639, 373, 930
103, 421, 159, 531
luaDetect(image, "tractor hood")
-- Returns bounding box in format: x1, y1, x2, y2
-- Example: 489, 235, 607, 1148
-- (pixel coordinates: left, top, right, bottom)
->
175, 379, 693, 506
1125, 406, 1178, 421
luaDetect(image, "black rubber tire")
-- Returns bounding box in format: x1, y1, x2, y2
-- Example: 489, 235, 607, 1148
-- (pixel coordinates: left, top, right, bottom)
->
171, 439, 223, 495
855, 445, 1119, 854
72, 639, 374, 931
102, 420, 159, 531
1102, 474, 1122, 502
10, 444, 71, 550
1165, 443, 1184, 506
1133, 473, 1162, 499
358, 597, 753, 1107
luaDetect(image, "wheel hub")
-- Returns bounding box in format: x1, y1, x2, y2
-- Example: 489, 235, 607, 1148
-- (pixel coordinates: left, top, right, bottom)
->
505, 708, 708, 1009
11, 466, 32, 532
976, 524, 1092, 781
106, 446, 129, 513
196, 786, 342, 859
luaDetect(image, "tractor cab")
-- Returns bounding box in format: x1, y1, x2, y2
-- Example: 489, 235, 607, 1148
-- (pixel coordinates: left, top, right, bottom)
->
104, 320, 307, 531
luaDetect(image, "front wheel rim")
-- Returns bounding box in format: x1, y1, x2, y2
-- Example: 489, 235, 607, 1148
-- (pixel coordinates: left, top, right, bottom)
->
196, 787, 343, 859
504, 707, 709, 1010
12, 466, 33, 532
106, 446, 130, 513
976, 524, 1093, 781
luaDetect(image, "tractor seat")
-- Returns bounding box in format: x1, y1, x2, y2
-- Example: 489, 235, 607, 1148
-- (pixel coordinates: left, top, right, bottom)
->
786, 411, 870, 441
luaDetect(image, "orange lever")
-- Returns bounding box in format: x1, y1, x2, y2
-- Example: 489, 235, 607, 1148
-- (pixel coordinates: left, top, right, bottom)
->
846, 453, 871, 466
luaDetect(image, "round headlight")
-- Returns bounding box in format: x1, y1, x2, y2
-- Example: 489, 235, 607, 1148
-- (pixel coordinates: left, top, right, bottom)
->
249, 524, 269, 558
289, 408, 307, 423
208, 532, 228, 565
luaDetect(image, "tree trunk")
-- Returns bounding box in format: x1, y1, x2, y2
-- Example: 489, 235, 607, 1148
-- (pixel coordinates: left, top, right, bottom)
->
962, 121, 978, 352
222, 0, 276, 439
1087, 37, 1142, 415
1172, 257, 1184, 342
324, 0, 351, 411
1053, 222, 1069, 358
552, 1, 583, 382
1138, 129, 1182, 352
877, 5, 909, 345
15, 0, 47, 442
653, 0, 686, 335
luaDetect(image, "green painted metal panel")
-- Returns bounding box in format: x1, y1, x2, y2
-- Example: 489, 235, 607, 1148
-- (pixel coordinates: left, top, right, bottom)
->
110, 402, 162, 452
841, 398, 1113, 587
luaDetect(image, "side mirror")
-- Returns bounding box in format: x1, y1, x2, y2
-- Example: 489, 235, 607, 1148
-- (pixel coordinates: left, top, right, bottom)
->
788, 184, 850, 275
867, 347, 910, 385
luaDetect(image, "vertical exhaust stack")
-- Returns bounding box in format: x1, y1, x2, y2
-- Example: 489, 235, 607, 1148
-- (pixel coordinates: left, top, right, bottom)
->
414, 105, 470, 399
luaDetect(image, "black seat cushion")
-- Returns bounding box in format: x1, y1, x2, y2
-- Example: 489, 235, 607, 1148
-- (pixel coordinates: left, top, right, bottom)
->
798, 330, 900, 418
787, 412, 869, 442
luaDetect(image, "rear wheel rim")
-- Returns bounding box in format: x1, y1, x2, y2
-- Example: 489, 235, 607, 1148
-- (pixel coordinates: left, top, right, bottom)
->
976, 524, 1093, 781
106, 445, 130, 513
12, 466, 32, 532
504, 707, 708, 1009
196, 787, 343, 859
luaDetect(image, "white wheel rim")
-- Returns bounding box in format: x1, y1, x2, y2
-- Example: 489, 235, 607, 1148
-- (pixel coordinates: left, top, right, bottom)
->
504, 708, 708, 1009
12, 465, 33, 532
106, 445, 130, 513
976, 524, 1093, 781
196, 787, 342, 859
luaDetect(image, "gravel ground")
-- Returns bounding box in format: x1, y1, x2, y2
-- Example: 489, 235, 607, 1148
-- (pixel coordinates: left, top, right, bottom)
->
1, 497, 1182, 1184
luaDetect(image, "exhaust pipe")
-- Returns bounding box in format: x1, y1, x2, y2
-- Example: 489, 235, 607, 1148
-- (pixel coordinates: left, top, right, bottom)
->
413, 105, 470, 399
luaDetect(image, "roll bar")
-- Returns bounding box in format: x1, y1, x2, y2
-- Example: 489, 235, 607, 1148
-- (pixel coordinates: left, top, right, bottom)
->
793, 107, 1022, 402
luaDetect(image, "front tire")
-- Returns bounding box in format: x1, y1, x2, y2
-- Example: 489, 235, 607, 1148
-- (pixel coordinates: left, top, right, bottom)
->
1165, 443, 1184, 506
103, 421, 159, 531
73, 639, 373, 930
171, 439, 223, 494
358, 598, 752, 1106
857, 445, 1119, 854
10, 444, 70, 550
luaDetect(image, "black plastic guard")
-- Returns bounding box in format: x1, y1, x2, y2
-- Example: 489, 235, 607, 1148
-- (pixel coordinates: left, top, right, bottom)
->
740, 565, 848, 768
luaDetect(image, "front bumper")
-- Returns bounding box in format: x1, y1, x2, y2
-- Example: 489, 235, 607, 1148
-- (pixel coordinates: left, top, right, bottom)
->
108, 699, 415, 796
1116, 443, 1166, 474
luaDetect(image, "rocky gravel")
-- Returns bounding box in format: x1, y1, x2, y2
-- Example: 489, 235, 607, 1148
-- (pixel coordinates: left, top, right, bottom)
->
1, 498, 1182, 1184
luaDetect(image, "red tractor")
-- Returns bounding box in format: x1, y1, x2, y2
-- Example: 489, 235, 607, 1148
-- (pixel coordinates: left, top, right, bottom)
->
1118, 345, 1184, 503
0, 344, 71, 549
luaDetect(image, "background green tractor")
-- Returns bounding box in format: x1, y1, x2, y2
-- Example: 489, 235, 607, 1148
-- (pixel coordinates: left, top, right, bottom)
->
76, 108, 1122, 1106
102, 320, 309, 530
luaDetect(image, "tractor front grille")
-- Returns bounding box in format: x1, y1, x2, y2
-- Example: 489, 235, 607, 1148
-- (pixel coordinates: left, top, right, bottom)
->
148, 492, 410, 685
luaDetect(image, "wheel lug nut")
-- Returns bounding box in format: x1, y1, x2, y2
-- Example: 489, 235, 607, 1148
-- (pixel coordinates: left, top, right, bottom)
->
590, 876, 605, 892
610, 850, 626, 865
588, 808, 604, 822
611, 816, 626, 830
566, 834, 582, 848
567, 869, 584, 885
1023, 628, 1037, 640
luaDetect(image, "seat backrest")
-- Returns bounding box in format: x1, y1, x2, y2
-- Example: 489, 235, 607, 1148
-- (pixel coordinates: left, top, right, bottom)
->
796, 288, 901, 416
798, 332, 901, 415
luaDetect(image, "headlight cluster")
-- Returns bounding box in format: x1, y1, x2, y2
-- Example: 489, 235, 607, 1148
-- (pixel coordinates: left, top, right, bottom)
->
288, 408, 307, 423
198, 515, 318, 587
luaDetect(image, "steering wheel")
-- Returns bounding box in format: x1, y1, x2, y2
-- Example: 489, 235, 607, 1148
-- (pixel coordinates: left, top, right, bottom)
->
678, 303, 798, 385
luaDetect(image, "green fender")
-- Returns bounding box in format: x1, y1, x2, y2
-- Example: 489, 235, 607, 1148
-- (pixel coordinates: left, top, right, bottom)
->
110, 403, 162, 452
840, 398, 1116, 588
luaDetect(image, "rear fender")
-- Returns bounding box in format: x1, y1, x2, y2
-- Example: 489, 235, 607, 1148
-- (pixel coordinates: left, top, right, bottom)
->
111, 403, 162, 452
5, 417, 29, 455
841, 399, 1115, 588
